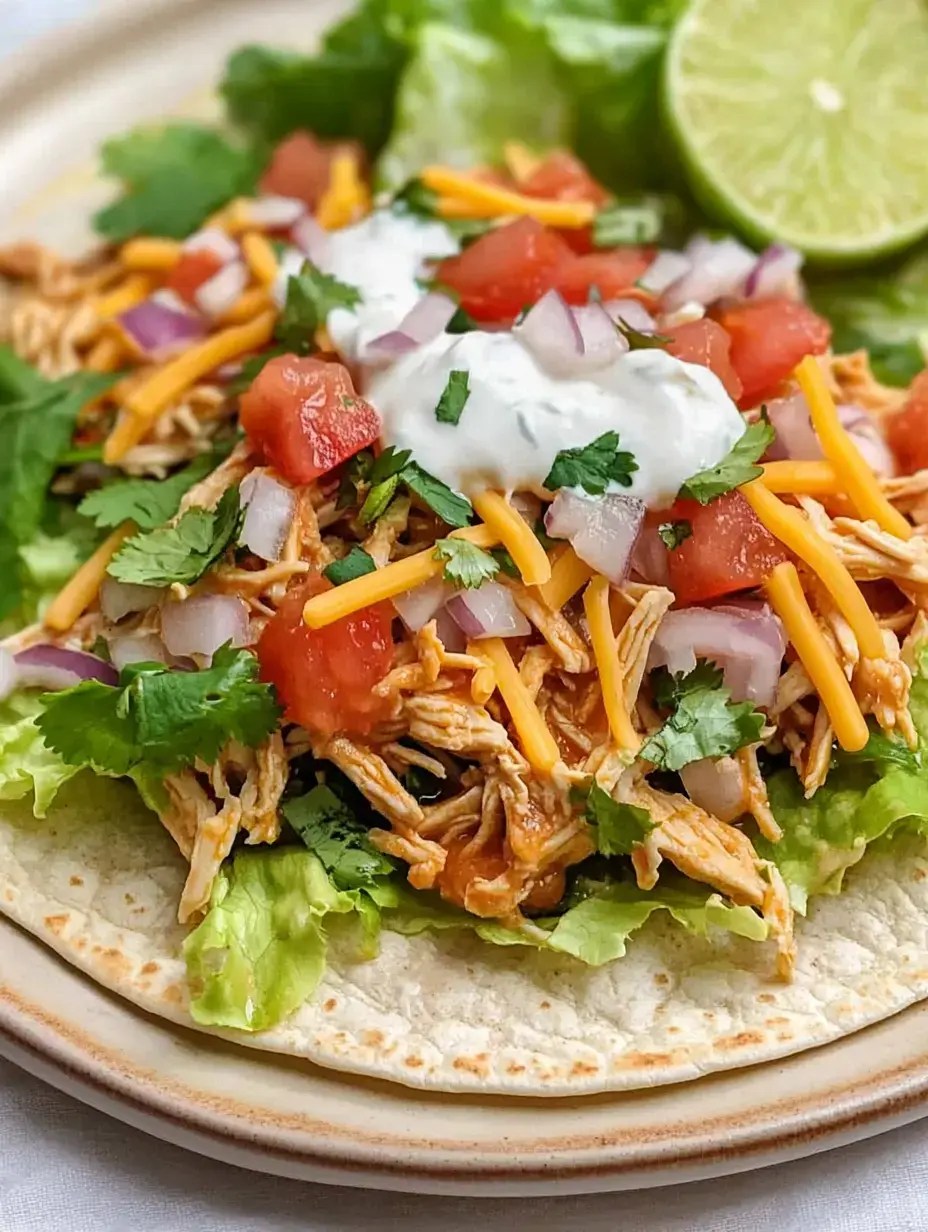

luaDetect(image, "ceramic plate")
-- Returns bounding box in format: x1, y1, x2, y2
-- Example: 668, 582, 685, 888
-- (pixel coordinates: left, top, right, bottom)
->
2, 0, 928, 1196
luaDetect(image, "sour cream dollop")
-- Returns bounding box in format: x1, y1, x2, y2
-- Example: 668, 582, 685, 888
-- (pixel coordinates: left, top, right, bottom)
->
367, 332, 746, 508
320, 210, 459, 362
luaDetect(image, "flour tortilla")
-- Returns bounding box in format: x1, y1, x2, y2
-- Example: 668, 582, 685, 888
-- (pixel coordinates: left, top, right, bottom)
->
1, 774, 927, 1094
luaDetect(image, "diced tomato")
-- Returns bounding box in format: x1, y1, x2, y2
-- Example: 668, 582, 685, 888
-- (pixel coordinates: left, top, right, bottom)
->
521, 151, 610, 207
716, 298, 831, 410
437, 836, 508, 909
665, 491, 789, 604
240, 354, 381, 485
552, 249, 654, 306
435, 218, 573, 322
665, 318, 743, 403
257, 575, 395, 737
886, 370, 928, 474
165, 249, 224, 306
259, 131, 365, 210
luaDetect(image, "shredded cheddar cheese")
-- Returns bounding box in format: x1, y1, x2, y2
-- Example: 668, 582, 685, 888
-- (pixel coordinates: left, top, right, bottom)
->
478, 637, 561, 774
207, 198, 252, 235
241, 231, 279, 288
471, 491, 551, 586
316, 151, 371, 231
421, 166, 596, 229
302, 524, 499, 629
43, 524, 133, 632
583, 575, 640, 752
536, 546, 594, 611
120, 237, 182, 272
94, 275, 153, 320
765, 562, 869, 752
741, 479, 885, 660
795, 355, 911, 540
103, 310, 276, 464
219, 286, 273, 325
760, 460, 841, 496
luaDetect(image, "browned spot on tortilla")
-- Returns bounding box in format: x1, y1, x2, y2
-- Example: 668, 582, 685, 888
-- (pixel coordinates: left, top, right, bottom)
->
777, 1031, 794, 1042
717, 1030, 766, 1052
404, 1055, 424, 1069
362, 1030, 384, 1048
703, 1011, 716, 1021
323, 998, 337, 1013
2, 889, 14, 904
161, 983, 184, 1005
653, 973, 669, 987
506, 1062, 526, 1075
667, 1026, 681, 1036
140, 962, 160, 976
570, 1060, 599, 1077
96, 948, 131, 981
758, 993, 775, 1004
74, 938, 86, 951
539, 1000, 551, 1010
69, 875, 83, 887
766, 1016, 790, 1027
453, 1053, 490, 1078
612, 1050, 676, 1072
43, 915, 69, 937
915, 868, 927, 881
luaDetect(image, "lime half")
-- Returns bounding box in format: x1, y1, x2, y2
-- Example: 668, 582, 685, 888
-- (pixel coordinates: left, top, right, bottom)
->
665, 0, 928, 263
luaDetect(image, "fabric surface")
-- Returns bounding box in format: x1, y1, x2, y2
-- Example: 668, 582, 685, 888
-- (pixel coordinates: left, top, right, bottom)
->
0, 1, 927, 1228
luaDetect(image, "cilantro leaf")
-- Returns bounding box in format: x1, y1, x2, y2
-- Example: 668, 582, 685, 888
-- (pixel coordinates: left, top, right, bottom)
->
401, 462, 473, 528
834, 723, 921, 774
94, 124, 261, 242
679, 418, 774, 506
543, 431, 638, 495
358, 474, 400, 525
277, 260, 361, 351
229, 347, 287, 395
343, 444, 472, 528
37, 646, 281, 777
283, 785, 395, 891
615, 318, 672, 351
336, 449, 375, 511
323, 546, 377, 586
658, 520, 692, 550
642, 662, 765, 771
434, 370, 470, 426
433, 538, 499, 589
78, 454, 218, 531
573, 782, 656, 855
107, 486, 241, 587
368, 446, 411, 485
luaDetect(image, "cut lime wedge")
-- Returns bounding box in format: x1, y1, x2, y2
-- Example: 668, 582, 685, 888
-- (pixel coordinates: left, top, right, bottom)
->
665, 0, 928, 264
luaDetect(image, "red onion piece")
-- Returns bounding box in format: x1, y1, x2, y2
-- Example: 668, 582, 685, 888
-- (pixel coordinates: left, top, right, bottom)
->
680, 756, 747, 823
291, 215, 329, 264
447, 582, 530, 640
118, 298, 206, 359
0, 649, 18, 703
603, 298, 656, 333
629, 522, 670, 587
837, 405, 896, 477
14, 644, 118, 691
366, 293, 457, 360
663, 237, 757, 311
745, 244, 803, 299
647, 603, 785, 706
239, 472, 296, 562
161, 595, 251, 659
545, 490, 645, 585
434, 607, 467, 654
107, 632, 170, 671
765, 393, 821, 461
514, 289, 584, 376
99, 577, 165, 622
247, 195, 306, 229
182, 227, 240, 264
271, 247, 308, 309
194, 260, 249, 319
638, 250, 691, 296
510, 491, 542, 527
572, 302, 625, 369
394, 575, 451, 632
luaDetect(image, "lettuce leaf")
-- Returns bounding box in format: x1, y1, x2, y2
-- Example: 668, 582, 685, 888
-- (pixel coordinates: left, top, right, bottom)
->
0, 692, 78, 818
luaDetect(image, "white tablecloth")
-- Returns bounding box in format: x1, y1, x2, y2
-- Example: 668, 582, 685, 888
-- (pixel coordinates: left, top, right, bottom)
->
2, 1, 928, 1226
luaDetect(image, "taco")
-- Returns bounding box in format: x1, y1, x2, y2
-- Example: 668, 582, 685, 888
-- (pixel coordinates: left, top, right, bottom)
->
3, 0, 928, 1095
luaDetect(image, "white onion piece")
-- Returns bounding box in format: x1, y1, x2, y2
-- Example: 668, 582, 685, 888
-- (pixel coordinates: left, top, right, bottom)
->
291, 215, 329, 264
638, 250, 691, 296
0, 648, 18, 702
393, 575, 452, 632
545, 490, 645, 585
434, 607, 467, 654
247, 195, 306, 228
194, 260, 249, 319
14, 644, 118, 690
572, 302, 625, 369
107, 632, 169, 672
271, 247, 308, 309
447, 582, 530, 640
681, 757, 747, 823
629, 522, 670, 587
745, 244, 803, 299
647, 604, 785, 706
118, 298, 206, 359
603, 298, 655, 333
663, 237, 757, 311
99, 577, 166, 622
161, 595, 250, 658
239, 472, 296, 562
838, 405, 896, 478
514, 289, 584, 376
765, 393, 821, 461
182, 227, 240, 264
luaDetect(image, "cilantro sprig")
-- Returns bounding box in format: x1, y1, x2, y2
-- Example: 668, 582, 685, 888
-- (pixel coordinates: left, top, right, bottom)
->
357, 446, 473, 528
544, 431, 638, 496
615, 318, 672, 351
107, 486, 241, 587
678, 418, 774, 506
37, 646, 282, 778
276, 260, 362, 351
573, 782, 656, 855
323, 546, 376, 587
433, 537, 499, 589
641, 662, 765, 772
78, 453, 219, 531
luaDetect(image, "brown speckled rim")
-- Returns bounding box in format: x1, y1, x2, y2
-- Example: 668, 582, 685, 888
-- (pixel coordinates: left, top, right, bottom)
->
4, 974, 928, 1193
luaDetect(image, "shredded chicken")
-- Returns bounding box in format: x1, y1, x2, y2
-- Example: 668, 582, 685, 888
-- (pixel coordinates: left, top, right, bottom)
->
507, 581, 591, 673
615, 583, 676, 716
